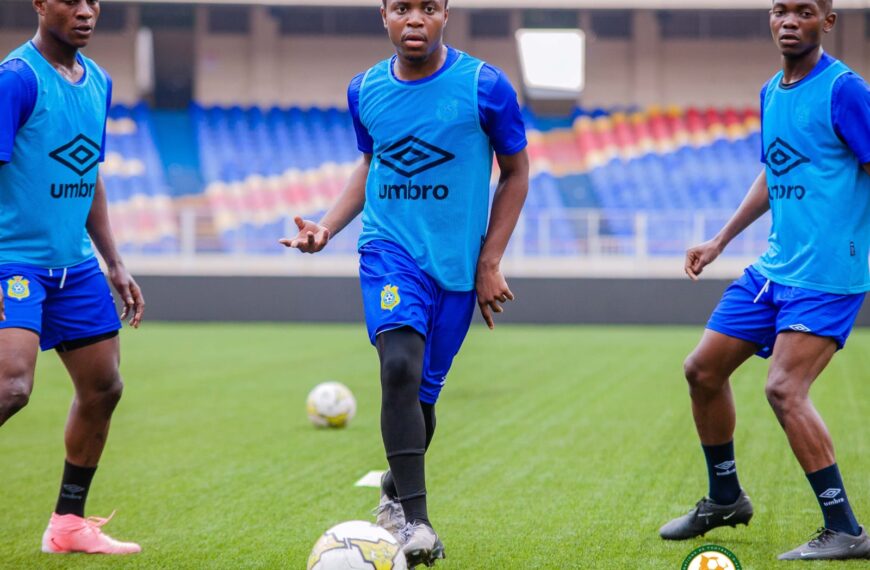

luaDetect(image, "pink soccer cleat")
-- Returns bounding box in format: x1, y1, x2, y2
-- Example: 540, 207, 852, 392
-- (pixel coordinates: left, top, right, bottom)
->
41, 511, 141, 555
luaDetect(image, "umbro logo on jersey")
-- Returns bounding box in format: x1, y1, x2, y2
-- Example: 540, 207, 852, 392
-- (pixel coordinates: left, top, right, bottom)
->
378, 136, 455, 178
49, 134, 101, 177
766, 138, 810, 177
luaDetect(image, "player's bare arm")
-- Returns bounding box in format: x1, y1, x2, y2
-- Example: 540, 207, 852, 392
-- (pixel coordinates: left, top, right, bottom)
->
475, 148, 529, 329
863, 162, 870, 177
86, 173, 144, 327
685, 169, 770, 280
280, 154, 372, 254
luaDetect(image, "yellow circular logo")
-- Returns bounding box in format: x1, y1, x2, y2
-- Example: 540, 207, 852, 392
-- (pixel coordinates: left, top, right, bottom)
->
682, 545, 742, 570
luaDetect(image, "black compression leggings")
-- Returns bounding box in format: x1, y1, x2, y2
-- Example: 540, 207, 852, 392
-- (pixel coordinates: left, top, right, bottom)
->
376, 327, 434, 524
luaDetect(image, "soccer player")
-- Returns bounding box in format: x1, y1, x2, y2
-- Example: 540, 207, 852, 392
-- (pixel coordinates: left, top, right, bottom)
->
659, 0, 870, 560
280, 0, 528, 565
0, 0, 144, 555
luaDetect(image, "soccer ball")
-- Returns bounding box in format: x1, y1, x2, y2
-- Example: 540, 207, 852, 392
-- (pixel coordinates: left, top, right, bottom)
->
306, 382, 357, 428
307, 520, 407, 570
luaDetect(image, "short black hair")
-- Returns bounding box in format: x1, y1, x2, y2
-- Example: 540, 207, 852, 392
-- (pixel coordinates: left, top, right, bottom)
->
382, 0, 449, 7
773, 0, 833, 14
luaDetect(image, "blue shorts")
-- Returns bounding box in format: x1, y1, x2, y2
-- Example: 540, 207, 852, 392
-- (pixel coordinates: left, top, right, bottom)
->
359, 240, 476, 404
707, 266, 866, 358
0, 257, 121, 351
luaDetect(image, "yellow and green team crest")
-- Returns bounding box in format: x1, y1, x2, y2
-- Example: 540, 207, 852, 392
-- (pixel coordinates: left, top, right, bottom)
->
6, 276, 30, 300
380, 284, 400, 311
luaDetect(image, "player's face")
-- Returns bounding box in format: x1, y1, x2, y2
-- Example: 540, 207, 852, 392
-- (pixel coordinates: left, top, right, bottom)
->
34, 0, 100, 49
769, 1, 835, 58
381, 0, 448, 63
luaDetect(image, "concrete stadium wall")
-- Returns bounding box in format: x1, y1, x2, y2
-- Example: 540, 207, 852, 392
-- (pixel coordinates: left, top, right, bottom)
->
2, 8, 866, 108
133, 275, 870, 326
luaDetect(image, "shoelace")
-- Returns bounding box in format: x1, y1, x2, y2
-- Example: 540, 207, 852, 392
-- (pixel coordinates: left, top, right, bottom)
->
398, 522, 420, 544
807, 528, 836, 548
690, 498, 710, 518
373, 498, 401, 517
84, 510, 116, 532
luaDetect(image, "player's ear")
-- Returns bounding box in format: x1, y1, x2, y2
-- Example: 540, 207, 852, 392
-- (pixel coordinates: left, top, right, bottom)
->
823, 11, 837, 33
380, 3, 387, 28
32, 0, 46, 17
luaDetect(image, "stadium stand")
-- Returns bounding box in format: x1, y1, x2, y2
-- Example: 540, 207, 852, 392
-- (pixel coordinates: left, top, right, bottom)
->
103, 103, 766, 257
102, 104, 178, 254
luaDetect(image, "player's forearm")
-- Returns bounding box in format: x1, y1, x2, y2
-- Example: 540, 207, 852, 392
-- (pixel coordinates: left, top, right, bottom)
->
713, 169, 769, 251
319, 156, 370, 235
479, 160, 529, 269
86, 175, 124, 268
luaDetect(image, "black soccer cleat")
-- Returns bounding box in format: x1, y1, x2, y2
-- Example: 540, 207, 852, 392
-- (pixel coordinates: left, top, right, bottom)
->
778, 526, 870, 561
659, 490, 753, 540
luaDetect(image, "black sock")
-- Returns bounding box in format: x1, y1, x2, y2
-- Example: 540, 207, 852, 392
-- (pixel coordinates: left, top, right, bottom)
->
377, 328, 431, 527
55, 460, 97, 517
382, 401, 436, 501
702, 441, 741, 505
390, 451, 430, 527
422, 402, 436, 450
807, 463, 861, 536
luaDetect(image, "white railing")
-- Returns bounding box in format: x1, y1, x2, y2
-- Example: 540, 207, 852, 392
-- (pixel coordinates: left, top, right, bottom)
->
124, 207, 773, 260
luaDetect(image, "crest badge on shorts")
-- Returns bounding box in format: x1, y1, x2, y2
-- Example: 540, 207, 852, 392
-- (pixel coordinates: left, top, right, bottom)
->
380, 284, 400, 311
6, 276, 30, 300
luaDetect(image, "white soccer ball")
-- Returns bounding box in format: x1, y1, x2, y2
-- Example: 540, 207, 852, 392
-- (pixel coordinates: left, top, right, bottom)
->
307, 520, 407, 570
306, 382, 357, 428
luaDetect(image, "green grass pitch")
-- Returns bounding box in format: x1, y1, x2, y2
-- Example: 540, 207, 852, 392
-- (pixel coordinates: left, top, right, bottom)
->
1, 324, 869, 569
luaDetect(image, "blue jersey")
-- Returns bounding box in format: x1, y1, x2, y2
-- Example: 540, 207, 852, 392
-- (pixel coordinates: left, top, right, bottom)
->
0, 42, 111, 268
755, 55, 870, 294
350, 48, 526, 291
349, 46, 527, 157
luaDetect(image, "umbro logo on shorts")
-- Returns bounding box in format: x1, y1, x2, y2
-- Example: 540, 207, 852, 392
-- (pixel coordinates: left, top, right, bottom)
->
378, 136, 455, 178
49, 134, 101, 177
788, 324, 812, 332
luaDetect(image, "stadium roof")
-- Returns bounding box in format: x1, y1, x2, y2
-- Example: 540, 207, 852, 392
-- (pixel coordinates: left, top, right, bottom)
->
114, 0, 870, 8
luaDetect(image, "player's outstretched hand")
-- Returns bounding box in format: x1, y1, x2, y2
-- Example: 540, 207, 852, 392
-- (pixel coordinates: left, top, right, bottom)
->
279, 216, 330, 254
684, 239, 723, 281
476, 264, 515, 330
109, 263, 145, 328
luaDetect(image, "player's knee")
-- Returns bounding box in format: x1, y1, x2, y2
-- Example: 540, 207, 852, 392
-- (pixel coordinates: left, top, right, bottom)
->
764, 378, 798, 415
380, 353, 418, 394
0, 374, 34, 416
683, 355, 718, 392
81, 375, 124, 415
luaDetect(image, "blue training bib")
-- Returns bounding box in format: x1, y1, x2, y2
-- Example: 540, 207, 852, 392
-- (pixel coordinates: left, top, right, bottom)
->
357, 51, 493, 291
0, 42, 108, 268
756, 57, 870, 294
